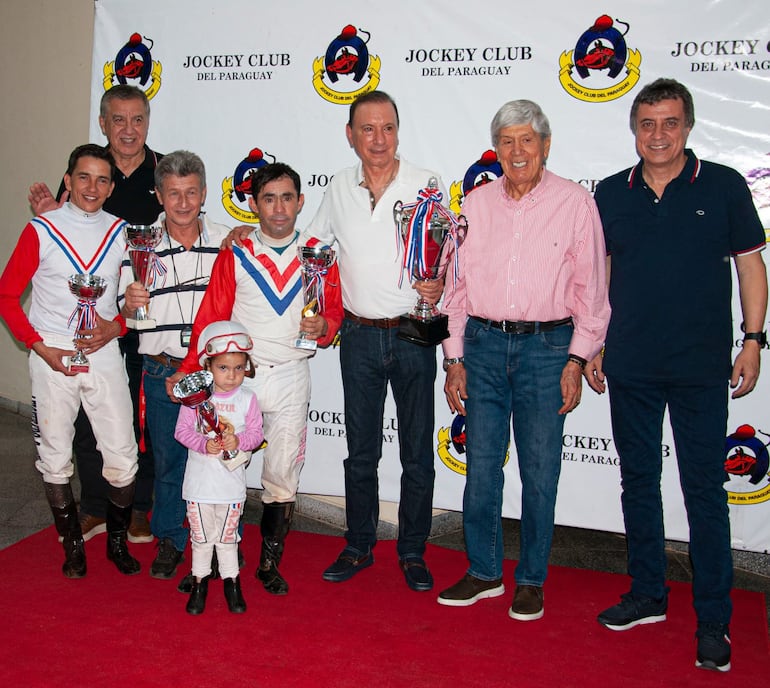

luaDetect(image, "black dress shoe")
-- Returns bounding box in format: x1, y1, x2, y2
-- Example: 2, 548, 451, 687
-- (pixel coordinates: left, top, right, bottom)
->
322, 548, 374, 582
186, 577, 209, 615
399, 557, 434, 592
177, 571, 195, 594
224, 576, 247, 613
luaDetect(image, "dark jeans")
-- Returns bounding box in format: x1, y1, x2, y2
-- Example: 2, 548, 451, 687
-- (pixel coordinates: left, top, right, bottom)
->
75, 332, 154, 516
607, 375, 733, 624
339, 318, 437, 559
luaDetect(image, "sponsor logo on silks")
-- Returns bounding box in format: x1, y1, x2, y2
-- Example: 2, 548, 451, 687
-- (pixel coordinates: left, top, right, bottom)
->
312, 24, 381, 104
449, 150, 503, 215
724, 424, 770, 505
221, 148, 275, 223
558, 14, 641, 103
437, 415, 509, 476
103, 32, 162, 100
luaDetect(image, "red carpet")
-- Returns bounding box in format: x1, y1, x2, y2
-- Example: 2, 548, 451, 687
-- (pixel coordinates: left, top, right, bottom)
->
0, 526, 767, 687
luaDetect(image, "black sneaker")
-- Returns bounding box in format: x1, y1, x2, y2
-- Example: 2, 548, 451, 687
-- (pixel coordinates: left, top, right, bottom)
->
597, 591, 668, 630
695, 622, 731, 672
150, 538, 184, 579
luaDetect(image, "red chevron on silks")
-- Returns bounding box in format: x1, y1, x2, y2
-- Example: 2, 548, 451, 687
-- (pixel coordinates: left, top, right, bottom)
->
394, 178, 468, 346
67, 273, 107, 374
124, 224, 166, 330
294, 244, 336, 351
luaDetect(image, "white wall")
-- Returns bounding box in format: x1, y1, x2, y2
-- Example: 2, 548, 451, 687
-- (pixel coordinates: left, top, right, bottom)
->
0, 0, 94, 405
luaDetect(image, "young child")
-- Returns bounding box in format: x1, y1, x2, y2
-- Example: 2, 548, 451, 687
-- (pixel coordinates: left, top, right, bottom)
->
174, 320, 264, 614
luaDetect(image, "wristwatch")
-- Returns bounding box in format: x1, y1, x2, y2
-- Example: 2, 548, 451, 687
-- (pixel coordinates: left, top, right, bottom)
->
443, 357, 464, 371
743, 331, 768, 347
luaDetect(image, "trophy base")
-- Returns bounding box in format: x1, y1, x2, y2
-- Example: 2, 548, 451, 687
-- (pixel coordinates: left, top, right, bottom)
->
219, 450, 251, 472
397, 314, 449, 347
126, 317, 157, 330
68, 362, 90, 374
294, 337, 318, 351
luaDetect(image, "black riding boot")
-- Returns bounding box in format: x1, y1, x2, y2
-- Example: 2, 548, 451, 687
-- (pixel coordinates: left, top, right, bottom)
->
224, 575, 247, 613
256, 502, 293, 595
106, 483, 141, 575
44, 482, 86, 578
186, 576, 209, 615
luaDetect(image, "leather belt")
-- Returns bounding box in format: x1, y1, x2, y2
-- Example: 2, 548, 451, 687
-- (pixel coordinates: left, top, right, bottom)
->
344, 309, 401, 329
470, 315, 572, 334
146, 352, 185, 369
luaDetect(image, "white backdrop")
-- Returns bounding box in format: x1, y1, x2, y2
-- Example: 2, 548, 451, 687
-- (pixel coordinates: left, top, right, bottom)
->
91, 0, 770, 552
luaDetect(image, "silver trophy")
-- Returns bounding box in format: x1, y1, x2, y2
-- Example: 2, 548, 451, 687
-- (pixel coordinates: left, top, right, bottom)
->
173, 371, 240, 464
394, 178, 468, 346
294, 244, 337, 351
124, 224, 165, 330
67, 274, 108, 374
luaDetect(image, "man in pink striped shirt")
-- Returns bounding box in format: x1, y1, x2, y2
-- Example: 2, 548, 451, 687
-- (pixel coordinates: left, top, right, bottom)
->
437, 100, 610, 620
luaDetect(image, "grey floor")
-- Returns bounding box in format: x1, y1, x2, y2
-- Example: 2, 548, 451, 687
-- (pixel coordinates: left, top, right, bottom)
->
0, 404, 767, 626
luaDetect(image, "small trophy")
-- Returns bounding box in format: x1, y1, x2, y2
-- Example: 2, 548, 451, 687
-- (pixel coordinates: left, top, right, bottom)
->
394, 178, 468, 346
173, 371, 249, 470
67, 274, 108, 373
294, 244, 336, 351
124, 224, 165, 330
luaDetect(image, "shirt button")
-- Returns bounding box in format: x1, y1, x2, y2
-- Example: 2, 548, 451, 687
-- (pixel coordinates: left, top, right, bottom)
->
654, 198, 659, 204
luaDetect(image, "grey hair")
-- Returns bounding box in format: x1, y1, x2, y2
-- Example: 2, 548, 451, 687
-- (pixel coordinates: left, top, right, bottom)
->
100, 85, 150, 119
155, 150, 206, 191
491, 100, 551, 146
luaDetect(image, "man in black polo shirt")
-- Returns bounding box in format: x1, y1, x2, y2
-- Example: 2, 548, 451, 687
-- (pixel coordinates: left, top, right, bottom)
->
29, 85, 163, 546
586, 78, 767, 673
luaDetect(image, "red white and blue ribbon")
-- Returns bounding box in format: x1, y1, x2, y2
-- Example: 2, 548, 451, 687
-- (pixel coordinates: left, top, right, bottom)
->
68, 298, 98, 333
397, 186, 464, 288
302, 261, 332, 314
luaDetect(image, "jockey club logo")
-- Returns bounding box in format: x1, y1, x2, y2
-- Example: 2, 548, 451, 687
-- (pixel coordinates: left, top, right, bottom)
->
745, 155, 770, 240
312, 24, 381, 104
221, 148, 276, 223
449, 150, 503, 215
724, 424, 770, 505
437, 415, 509, 475
558, 14, 642, 103
103, 32, 162, 99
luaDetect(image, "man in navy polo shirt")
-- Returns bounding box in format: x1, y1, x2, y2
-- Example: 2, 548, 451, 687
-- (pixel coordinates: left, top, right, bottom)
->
586, 78, 767, 673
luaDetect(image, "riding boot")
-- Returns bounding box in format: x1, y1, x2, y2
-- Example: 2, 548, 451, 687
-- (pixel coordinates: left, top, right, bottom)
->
224, 575, 247, 613
256, 502, 293, 595
106, 483, 141, 575
44, 482, 86, 578
186, 576, 209, 615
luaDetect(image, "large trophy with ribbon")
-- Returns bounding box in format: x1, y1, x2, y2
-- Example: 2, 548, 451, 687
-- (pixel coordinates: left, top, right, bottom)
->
294, 244, 336, 351
173, 371, 249, 470
67, 273, 107, 373
394, 178, 468, 346
124, 223, 165, 330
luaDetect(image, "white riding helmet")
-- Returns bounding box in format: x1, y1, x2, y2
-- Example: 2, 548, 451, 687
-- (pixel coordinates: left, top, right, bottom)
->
197, 320, 253, 367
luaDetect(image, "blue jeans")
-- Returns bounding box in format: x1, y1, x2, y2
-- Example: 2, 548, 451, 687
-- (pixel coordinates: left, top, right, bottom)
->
339, 318, 436, 558
607, 376, 733, 624
463, 318, 571, 585
143, 357, 188, 552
